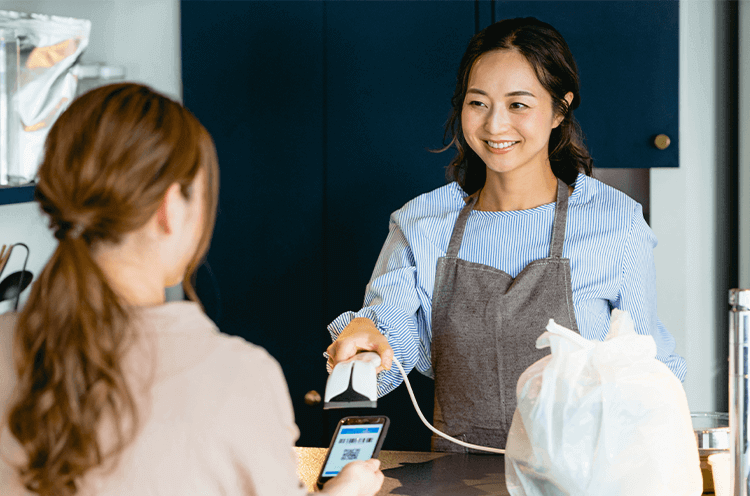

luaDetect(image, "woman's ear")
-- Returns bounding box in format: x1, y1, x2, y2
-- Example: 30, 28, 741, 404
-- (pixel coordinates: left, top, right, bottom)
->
564, 91, 574, 109
156, 183, 183, 235
552, 92, 575, 129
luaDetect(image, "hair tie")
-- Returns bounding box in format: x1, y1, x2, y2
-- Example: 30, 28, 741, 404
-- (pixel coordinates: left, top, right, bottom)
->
55, 223, 85, 240
69, 224, 85, 240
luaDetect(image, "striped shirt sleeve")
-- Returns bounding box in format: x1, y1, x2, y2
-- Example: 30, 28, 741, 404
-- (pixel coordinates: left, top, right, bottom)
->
615, 203, 687, 381
328, 219, 430, 396
328, 175, 687, 395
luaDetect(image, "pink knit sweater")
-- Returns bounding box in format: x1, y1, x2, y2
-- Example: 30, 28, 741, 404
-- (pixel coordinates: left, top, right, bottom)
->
0, 301, 309, 496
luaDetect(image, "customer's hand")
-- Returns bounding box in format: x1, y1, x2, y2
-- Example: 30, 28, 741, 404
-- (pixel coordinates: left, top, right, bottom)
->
327, 318, 393, 373
320, 459, 384, 496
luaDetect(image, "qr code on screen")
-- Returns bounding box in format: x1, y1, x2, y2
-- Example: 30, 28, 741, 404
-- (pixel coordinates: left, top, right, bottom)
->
341, 449, 360, 461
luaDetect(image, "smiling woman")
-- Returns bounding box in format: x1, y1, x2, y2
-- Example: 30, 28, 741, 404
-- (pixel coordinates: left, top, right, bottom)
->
460, 49, 573, 211
445, 18, 592, 199
325, 17, 685, 454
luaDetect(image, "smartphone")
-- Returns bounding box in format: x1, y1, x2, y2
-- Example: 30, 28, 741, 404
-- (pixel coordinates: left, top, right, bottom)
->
316, 415, 390, 489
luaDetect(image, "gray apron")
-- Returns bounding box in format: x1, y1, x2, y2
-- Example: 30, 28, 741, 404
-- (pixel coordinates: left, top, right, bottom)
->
431, 179, 578, 452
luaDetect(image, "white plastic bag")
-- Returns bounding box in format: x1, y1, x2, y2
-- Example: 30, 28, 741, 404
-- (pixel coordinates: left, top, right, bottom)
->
505, 309, 702, 496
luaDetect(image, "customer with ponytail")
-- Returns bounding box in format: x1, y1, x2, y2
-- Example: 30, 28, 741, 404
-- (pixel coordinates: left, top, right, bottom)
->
0, 83, 382, 495
326, 17, 685, 452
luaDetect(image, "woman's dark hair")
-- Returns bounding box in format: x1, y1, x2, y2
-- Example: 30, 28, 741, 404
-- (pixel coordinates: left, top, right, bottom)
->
443, 17, 593, 193
7, 83, 219, 496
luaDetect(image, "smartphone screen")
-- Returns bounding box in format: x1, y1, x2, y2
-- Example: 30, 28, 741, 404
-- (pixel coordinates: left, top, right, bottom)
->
317, 416, 389, 487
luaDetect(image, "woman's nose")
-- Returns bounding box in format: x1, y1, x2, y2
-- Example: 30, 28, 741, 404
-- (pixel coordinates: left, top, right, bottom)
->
484, 108, 510, 135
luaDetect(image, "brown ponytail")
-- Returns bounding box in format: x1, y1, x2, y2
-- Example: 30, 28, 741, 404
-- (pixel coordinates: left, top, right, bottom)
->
7, 83, 219, 496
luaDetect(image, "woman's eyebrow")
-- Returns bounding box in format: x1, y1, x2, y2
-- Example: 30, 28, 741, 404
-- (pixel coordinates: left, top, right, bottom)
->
466, 88, 537, 98
505, 90, 536, 98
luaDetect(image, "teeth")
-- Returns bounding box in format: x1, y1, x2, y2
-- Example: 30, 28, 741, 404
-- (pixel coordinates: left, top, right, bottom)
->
487, 140, 517, 149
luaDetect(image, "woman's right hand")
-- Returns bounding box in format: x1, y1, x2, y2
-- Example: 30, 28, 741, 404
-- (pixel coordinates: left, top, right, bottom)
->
326, 318, 394, 373
320, 459, 384, 496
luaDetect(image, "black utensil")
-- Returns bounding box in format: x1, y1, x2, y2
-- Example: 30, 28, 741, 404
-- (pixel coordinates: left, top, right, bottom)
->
0, 242, 32, 311
0, 270, 34, 303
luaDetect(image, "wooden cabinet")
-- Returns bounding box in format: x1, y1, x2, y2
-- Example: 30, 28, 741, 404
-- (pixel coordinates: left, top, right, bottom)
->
181, 0, 678, 450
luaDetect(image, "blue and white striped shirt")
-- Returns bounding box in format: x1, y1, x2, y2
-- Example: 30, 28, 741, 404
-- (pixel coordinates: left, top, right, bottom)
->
328, 174, 687, 396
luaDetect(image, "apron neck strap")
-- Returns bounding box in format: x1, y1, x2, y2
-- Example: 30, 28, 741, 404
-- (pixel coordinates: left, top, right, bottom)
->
549, 179, 570, 258
446, 195, 477, 258
446, 178, 571, 259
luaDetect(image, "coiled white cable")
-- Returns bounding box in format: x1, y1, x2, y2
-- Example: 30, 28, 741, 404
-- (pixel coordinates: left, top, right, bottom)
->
390, 355, 505, 455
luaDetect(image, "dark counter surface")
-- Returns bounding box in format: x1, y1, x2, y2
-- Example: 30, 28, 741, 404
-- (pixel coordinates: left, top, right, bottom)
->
295, 447, 509, 495
296, 447, 716, 495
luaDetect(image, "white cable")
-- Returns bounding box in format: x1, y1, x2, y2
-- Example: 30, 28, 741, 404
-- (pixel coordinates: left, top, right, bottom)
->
390, 355, 505, 455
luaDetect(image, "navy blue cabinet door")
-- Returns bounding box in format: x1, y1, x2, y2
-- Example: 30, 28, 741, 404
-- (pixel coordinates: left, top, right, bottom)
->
495, 1, 679, 168
323, 1, 477, 451
181, 0, 678, 451
182, 1, 329, 447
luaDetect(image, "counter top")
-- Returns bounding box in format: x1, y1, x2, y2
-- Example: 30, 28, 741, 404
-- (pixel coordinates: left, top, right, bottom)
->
295, 447, 508, 495
295, 447, 715, 495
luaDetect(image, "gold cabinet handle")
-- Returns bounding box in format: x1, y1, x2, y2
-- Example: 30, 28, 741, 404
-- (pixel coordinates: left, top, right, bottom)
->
654, 134, 671, 150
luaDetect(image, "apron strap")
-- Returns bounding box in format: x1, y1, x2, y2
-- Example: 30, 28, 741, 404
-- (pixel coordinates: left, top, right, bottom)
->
549, 179, 570, 259
448, 179, 571, 259
446, 195, 477, 258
